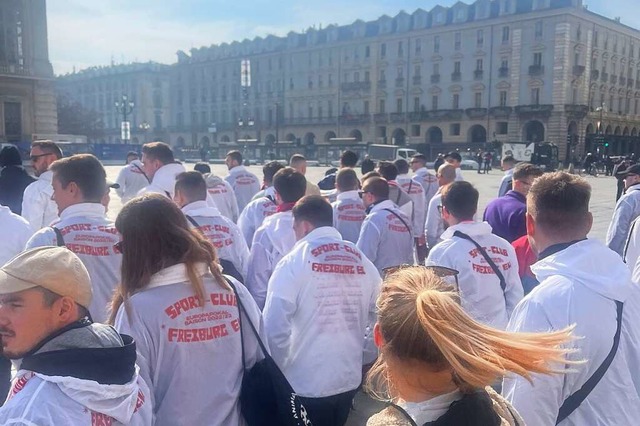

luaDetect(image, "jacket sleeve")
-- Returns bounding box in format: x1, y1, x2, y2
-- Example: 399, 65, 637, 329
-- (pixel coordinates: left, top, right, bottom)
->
232, 225, 251, 279
425, 197, 441, 249
502, 299, 565, 426
21, 185, 48, 232
363, 262, 382, 365
246, 227, 273, 310
237, 205, 255, 248
356, 219, 381, 265
503, 245, 524, 317
606, 199, 634, 256
226, 181, 240, 223
25, 228, 57, 250
115, 168, 127, 199
262, 255, 299, 367
412, 186, 427, 237
624, 216, 640, 267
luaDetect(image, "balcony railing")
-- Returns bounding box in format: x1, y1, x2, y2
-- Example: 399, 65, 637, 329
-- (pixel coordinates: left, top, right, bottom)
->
340, 81, 372, 92
412, 75, 422, 85
451, 72, 462, 82
431, 74, 441, 84
395, 78, 405, 88
572, 65, 585, 77
374, 113, 389, 123
377, 79, 387, 86
528, 65, 544, 76
498, 67, 509, 78
390, 112, 406, 123
591, 70, 600, 80
474, 70, 484, 80
339, 114, 371, 125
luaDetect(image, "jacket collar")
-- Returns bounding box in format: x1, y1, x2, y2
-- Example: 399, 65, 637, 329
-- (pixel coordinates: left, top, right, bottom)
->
626, 184, 640, 193
229, 165, 247, 175
60, 203, 106, 220
368, 199, 396, 214
538, 239, 586, 260
441, 221, 492, 240
38, 170, 53, 182
147, 262, 209, 289
337, 190, 360, 201
415, 167, 430, 176
298, 226, 342, 246
504, 190, 526, 202
182, 200, 221, 217
504, 169, 514, 178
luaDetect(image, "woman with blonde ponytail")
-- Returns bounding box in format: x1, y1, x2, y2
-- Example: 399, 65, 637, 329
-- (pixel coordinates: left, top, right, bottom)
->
366, 266, 575, 426
110, 194, 264, 426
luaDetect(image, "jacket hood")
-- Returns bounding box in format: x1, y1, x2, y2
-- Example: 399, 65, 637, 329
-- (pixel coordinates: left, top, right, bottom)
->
204, 173, 225, 187
532, 239, 633, 302
182, 200, 222, 218
264, 211, 296, 254
150, 162, 186, 196
18, 322, 142, 423
441, 221, 492, 240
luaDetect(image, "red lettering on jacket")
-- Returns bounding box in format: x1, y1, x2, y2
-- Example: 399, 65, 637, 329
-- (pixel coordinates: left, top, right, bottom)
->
9, 372, 35, 397
167, 324, 233, 342
66, 244, 111, 257
91, 412, 114, 426
210, 293, 237, 306
164, 296, 202, 319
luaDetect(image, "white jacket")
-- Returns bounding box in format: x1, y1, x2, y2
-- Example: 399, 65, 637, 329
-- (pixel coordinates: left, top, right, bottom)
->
204, 173, 240, 223
263, 227, 381, 397
115, 160, 149, 203
0, 205, 32, 266
606, 184, 640, 256
138, 163, 186, 198
237, 187, 277, 248
424, 191, 445, 249
498, 169, 514, 197
427, 221, 523, 329
0, 369, 152, 425
503, 239, 640, 426
332, 190, 366, 243
356, 200, 414, 275
246, 210, 296, 309
413, 167, 439, 206
454, 168, 464, 181
26, 203, 121, 323
21, 170, 58, 232
182, 201, 250, 278
224, 165, 261, 213
397, 174, 427, 237
114, 263, 264, 426
624, 215, 640, 271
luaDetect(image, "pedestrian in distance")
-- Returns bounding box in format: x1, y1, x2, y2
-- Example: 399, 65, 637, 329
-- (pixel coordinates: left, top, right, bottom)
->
224, 150, 261, 212
395, 158, 428, 263
444, 152, 464, 181
361, 155, 376, 175
503, 172, 640, 425
264, 195, 381, 426
332, 168, 366, 244
138, 142, 186, 199
290, 153, 321, 196
21, 140, 62, 232
114, 151, 149, 204
427, 181, 523, 329
424, 163, 457, 250
377, 161, 413, 223
498, 156, 517, 197
25, 154, 121, 323
0, 247, 152, 424
606, 163, 640, 256
612, 157, 631, 202
111, 194, 263, 426
194, 162, 240, 223
318, 150, 358, 191
0, 145, 35, 215
365, 266, 574, 426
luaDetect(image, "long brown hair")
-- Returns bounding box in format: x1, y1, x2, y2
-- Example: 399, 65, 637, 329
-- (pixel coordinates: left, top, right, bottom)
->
366, 267, 576, 400
108, 193, 228, 323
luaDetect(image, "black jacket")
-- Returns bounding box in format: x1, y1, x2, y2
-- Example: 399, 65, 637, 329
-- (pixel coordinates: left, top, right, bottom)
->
0, 166, 35, 214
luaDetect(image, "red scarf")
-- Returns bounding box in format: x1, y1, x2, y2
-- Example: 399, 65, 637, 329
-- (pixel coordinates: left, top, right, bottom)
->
276, 202, 296, 213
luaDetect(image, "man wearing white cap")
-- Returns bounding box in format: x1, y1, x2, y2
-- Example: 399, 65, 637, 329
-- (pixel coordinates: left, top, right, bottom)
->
0, 246, 152, 424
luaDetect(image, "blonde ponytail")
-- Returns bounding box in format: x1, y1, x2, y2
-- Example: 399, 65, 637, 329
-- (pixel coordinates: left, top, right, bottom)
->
366, 267, 575, 400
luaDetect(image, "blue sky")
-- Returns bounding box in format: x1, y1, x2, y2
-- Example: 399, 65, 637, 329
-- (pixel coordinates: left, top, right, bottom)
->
47, 0, 638, 75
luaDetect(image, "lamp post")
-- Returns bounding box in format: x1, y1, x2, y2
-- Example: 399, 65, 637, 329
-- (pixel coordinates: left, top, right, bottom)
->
275, 102, 280, 159
596, 103, 606, 154
115, 94, 134, 144
138, 121, 150, 144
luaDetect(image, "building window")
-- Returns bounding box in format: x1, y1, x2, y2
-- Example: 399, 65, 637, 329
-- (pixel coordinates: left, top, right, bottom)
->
433, 63, 440, 75
477, 29, 484, 47
577, 25, 582, 41
475, 92, 482, 108
435, 12, 444, 24
379, 99, 386, 113
364, 101, 370, 114
414, 97, 420, 112
414, 65, 421, 76
354, 72, 360, 82
415, 38, 422, 54
594, 30, 599, 47
476, 59, 483, 71
397, 67, 404, 79
318, 105, 323, 118
365, 45, 370, 58
328, 74, 333, 86
381, 43, 387, 58
411, 124, 421, 137
496, 122, 508, 134
364, 71, 370, 82
318, 75, 323, 88
533, 52, 543, 67
450, 123, 461, 136
452, 94, 460, 109
502, 26, 510, 43
531, 88, 540, 105
432, 95, 439, 110
328, 101, 333, 117
397, 98, 403, 113
398, 41, 404, 57
500, 90, 508, 107
434, 36, 440, 53
380, 69, 386, 82
455, 32, 461, 50
308, 78, 313, 89
308, 105, 313, 118
454, 61, 461, 73
535, 21, 543, 39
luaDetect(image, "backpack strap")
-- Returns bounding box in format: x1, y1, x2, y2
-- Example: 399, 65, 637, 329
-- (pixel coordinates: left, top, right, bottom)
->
384, 208, 411, 234
556, 300, 624, 424
185, 215, 200, 229
51, 227, 65, 247
453, 230, 506, 291
130, 162, 150, 183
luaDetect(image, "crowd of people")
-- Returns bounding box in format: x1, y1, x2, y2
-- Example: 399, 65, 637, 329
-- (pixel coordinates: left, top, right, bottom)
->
0, 140, 638, 425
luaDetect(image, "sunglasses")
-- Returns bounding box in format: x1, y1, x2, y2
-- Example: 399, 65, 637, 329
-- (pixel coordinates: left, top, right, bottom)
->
358, 191, 370, 199
113, 241, 124, 254
382, 264, 461, 289
30, 153, 53, 162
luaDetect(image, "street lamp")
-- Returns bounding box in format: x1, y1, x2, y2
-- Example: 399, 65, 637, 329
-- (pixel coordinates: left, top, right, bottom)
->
138, 121, 150, 144
595, 103, 607, 154
115, 94, 135, 144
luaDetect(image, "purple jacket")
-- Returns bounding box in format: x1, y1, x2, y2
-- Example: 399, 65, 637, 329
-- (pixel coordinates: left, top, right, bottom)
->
482, 190, 526, 243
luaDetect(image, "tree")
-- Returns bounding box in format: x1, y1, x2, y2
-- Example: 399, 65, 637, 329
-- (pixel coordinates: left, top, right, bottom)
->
56, 94, 105, 140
